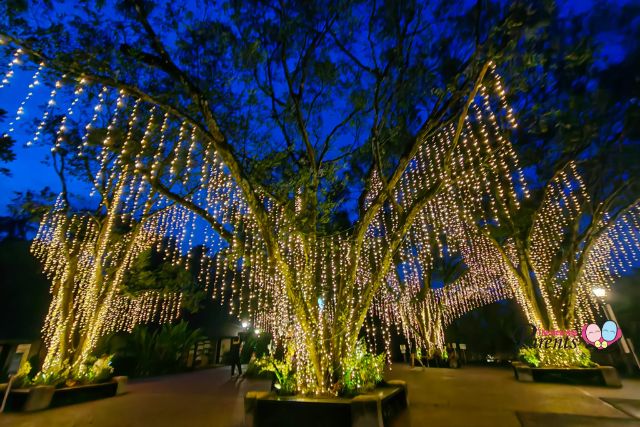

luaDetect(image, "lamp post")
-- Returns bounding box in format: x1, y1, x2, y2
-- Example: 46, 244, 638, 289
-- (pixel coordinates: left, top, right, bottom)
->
592, 287, 640, 371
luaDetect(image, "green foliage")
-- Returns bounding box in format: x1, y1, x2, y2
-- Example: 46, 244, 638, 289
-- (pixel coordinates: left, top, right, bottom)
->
244, 360, 273, 379
1, 189, 57, 241
0, 109, 15, 176
254, 344, 296, 396
152, 321, 205, 371
240, 332, 272, 363
340, 339, 385, 396
3, 0, 549, 235
109, 321, 205, 377
5, 0, 638, 394
518, 344, 597, 368
22, 355, 116, 388
502, 1, 640, 213
122, 249, 204, 313
518, 346, 541, 367
77, 355, 114, 384
12, 361, 33, 388
125, 326, 155, 376
475, 2, 640, 331
31, 363, 70, 388
91, 355, 115, 383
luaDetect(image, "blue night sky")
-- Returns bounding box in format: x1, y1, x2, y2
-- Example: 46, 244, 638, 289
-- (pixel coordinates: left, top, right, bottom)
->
0, 0, 635, 216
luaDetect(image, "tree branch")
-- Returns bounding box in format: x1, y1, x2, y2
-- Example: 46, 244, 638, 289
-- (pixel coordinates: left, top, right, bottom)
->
149, 177, 233, 242
347, 60, 492, 297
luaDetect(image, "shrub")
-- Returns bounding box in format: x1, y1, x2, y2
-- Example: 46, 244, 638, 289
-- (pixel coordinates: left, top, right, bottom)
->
152, 321, 204, 374
31, 363, 70, 388
244, 360, 273, 379
519, 346, 540, 367
340, 339, 385, 396
12, 361, 33, 388
100, 321, 205, 377
78, 355, 115, 384
254, 344, 296, 395
518, 344, 597, 368
240, 333, 272, 363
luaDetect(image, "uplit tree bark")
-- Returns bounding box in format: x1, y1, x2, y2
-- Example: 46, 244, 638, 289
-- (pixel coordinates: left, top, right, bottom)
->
1, 0, 540, 392
482, 163, 640, 331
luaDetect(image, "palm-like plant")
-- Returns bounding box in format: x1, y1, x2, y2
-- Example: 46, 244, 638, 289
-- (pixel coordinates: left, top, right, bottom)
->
126, 321, 205, 376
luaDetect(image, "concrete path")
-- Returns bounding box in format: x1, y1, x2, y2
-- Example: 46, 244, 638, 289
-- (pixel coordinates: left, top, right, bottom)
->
0, 364, 638, 427
388, 365, 640, 426
0, 366, 271, 427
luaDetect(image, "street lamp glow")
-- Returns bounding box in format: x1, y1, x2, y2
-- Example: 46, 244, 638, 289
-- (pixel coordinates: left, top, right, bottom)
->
241, 321, 249, 328
593, 287, 606, 298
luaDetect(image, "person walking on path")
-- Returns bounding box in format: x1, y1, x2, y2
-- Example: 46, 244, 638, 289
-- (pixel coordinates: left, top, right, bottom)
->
230, 336, 243, 376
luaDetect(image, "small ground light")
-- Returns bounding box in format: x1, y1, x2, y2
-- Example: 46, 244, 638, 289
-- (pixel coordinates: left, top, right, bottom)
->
254, 328, 261, 335
593, 287, 606, 297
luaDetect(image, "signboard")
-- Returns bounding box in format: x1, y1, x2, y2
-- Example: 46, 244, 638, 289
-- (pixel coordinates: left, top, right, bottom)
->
8, 344, 31, 375
7, 353, 23, 375
459, 343, 467, 350
16, 344, 30, 354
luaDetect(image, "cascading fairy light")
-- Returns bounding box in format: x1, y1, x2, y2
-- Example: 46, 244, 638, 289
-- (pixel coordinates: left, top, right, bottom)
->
381, 206, 520, 356
524, 162, 590, 328
50, 79, 86, 155
78, 86, 108, 157
3, 62, 43, 138
365, 64, 540, 359
571, 202, 640, 325
26, 90, 196, 370
27, 78, 63, 147
0, 48, 22, 90
150, 111, 170, 180
91, 90, 126, 198
489, 62, 517, 129
11, 48, 623, 392
169, 120, 188, 177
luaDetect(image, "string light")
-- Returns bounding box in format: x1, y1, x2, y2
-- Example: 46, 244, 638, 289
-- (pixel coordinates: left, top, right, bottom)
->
3, 62, 43, 138
0, 48, 22, 90
6, 49, 636, 393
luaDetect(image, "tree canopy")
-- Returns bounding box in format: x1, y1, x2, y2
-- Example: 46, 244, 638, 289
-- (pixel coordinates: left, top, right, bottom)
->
1, 0, 639, 393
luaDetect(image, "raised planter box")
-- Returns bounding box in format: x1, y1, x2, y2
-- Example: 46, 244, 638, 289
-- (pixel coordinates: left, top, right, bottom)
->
3, 376, 127, 412
512, 362, 621, 387
2, 385, 55, 412
244, 380, 408, 427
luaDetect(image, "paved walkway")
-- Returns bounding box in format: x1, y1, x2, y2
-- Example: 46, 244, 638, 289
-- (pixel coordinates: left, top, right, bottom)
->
0, 364, 639, 427
0, 366, 271, 427
388, 365, 640, 426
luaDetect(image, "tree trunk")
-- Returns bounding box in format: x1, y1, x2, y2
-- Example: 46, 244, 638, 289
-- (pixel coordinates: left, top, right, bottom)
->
42, 253, 78, 371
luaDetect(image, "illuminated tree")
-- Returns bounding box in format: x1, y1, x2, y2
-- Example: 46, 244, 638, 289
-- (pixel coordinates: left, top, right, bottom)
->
469, 3, 640, 331
382, 216, 516, 357
29, 94, 189, 372
475, 163, 640, 331
1, 1, 544, 392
